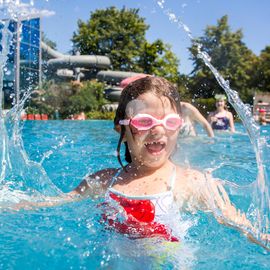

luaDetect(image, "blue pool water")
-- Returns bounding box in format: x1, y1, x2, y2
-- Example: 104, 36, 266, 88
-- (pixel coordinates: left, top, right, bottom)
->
1, 120, 270, 269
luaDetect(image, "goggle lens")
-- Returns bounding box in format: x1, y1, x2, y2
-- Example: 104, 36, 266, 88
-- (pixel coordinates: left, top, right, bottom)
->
132, 117, 154, 128
165, 117, 182, 130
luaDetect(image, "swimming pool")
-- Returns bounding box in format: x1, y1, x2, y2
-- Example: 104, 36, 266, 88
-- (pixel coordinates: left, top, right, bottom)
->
0, 120, 269, 269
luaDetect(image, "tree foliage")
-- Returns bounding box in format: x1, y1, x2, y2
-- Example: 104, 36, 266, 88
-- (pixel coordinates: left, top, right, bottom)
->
255, 46, 270, 93
188, 15, 258, 103
138, 39, 179, 82
72, 7, 148, 71
69, 80, 106, 113
72, 6, 179, 81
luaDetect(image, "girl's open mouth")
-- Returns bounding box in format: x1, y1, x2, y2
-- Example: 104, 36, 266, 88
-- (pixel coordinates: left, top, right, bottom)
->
144, 141, 166, 155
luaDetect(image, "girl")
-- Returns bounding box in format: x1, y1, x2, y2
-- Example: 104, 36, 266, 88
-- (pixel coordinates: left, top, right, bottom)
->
208, 94, 235, 132
17, 76, 268, 249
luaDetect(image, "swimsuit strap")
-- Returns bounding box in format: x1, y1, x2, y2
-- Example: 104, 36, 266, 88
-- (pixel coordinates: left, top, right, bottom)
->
169, 165, 177, 191
109, 165, 177, 190
108, 169, 122, 188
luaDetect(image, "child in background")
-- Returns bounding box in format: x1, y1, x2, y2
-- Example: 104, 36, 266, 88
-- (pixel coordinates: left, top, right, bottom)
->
208, 94, 235, 132
258, 108, 267, 125
17, 76, 269, 249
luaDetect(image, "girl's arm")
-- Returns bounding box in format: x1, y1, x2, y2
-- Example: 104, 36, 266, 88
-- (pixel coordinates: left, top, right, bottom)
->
12, 192, 80, 210
14, 168, 117, 210
228, 112, 235, 132
181, 102, 214, 137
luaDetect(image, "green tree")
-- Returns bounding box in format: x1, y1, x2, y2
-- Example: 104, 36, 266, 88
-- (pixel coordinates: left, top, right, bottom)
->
177, 74, 193, 101
138, 39, 179, 82
188, 15, 258, 103
255, 46, 270, 92
69, 80, 106, 113
72, 6, 179, 81
72, 7, 148, 71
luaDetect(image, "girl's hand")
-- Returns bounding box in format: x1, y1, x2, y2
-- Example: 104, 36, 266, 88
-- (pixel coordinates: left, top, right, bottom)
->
210, 116, 218, 123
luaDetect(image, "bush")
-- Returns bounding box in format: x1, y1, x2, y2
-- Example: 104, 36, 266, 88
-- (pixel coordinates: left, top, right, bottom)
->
86, 111, 115, 120
27, 80, 109, 119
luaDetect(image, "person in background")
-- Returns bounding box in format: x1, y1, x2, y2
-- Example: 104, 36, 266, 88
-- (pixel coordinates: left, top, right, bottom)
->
74, 112, 86, 120
258, 108, 267, 126
180, 102, 214, 137
208, 94, 235, 132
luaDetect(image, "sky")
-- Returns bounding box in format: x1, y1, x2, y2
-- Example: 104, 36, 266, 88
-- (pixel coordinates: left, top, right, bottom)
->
33, 0, 270, 74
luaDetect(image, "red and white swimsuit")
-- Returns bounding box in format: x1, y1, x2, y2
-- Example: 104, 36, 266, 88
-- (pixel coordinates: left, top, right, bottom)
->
104, 167, 180, 242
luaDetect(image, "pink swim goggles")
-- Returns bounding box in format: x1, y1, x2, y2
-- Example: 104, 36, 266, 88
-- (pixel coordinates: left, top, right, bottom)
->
119, 113, 183, 131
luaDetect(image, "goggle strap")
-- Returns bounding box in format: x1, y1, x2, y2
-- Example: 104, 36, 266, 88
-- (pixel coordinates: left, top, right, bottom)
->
119, 119, 130, 126
116, 125, 128, 172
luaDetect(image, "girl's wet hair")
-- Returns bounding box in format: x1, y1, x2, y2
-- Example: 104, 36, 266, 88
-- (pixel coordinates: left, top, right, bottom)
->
114, 76, 181, 170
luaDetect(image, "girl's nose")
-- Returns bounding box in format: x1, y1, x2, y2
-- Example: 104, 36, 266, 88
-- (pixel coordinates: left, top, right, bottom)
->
150, 124, 166, 135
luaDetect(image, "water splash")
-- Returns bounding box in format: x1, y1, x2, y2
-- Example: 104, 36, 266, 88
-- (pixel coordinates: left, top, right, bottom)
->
196, 50, 270, 236
0, 1, 62, 206
0, 0, 54, 20
155, 0, 270, 246
38, 136, 67, 165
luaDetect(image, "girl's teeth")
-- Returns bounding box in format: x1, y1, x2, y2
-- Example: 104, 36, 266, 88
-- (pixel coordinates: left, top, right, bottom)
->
145, 142, 165, 153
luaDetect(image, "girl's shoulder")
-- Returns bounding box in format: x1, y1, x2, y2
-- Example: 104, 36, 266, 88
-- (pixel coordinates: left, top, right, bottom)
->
176, 166, 205, 180
72, 168, 119, 196
84, 168, 119, 187
173, 166, 208, 208
175, 166, 206, 192
226, 111, 233, 118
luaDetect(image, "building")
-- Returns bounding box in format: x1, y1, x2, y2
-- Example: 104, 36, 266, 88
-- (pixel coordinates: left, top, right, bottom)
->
253, 92, 270, 123
2, 16, 41, 108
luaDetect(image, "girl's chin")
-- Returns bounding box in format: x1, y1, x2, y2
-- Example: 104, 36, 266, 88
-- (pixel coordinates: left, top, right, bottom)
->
131, 148, 172, 168
139, 154, 169, 168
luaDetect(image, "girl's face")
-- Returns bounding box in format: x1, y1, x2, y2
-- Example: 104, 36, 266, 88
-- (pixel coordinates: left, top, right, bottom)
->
124, 92, 180, 169
216, 99, 225, 109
